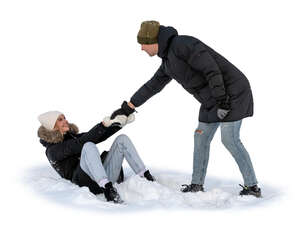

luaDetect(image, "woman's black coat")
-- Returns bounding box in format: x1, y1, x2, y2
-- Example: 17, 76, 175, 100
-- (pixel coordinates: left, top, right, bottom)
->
38, 122, 123, 195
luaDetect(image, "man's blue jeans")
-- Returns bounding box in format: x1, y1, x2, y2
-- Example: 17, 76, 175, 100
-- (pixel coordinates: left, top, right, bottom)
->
192, 120, 258, 186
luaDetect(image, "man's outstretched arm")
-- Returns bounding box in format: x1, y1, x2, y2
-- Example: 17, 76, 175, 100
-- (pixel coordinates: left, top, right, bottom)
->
130, 64, 172, 108
110, 64, 172, 119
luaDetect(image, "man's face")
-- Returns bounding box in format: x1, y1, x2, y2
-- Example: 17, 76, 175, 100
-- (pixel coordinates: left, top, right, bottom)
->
141, 43, 159, 57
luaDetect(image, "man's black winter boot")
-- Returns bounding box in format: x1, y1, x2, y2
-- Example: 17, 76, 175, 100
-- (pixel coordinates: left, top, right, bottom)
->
181, 184, 204, 193
143, 170, 155, 181
239, 184, 262, 198
103, 182, 123, 204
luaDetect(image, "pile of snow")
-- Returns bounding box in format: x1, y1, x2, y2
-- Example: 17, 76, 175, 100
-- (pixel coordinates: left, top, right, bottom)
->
23, 166, 280, 212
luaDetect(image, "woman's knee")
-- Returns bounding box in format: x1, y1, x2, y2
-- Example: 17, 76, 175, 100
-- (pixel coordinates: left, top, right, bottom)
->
82, 142, 97, 153
115, 134, 131, 144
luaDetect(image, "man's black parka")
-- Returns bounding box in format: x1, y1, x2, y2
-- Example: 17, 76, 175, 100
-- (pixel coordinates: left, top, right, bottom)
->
130, 26, 253, 123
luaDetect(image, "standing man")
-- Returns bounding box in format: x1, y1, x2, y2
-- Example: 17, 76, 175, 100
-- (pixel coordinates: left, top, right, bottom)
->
111, 21, 261, 197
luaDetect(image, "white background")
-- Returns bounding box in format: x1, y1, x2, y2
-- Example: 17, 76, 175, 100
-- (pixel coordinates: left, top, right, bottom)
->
1, 0, 299, 227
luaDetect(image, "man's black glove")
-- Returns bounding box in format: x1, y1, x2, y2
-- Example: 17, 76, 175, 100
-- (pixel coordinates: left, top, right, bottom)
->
217, 95, 231, 120
111, 101, 135, 119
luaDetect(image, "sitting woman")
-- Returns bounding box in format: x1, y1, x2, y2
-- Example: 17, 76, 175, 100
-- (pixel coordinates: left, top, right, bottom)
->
37, 111, 155, 204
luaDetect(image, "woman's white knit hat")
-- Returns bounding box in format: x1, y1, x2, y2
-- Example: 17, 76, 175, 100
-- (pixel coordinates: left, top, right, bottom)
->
38, 111, 63, 130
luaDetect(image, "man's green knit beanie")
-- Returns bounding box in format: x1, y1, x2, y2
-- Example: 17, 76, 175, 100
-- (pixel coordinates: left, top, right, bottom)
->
137, 21, 160, 44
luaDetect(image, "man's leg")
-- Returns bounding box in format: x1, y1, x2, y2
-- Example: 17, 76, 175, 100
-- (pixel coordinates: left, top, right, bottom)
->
191, 122, 219, 185
103, 134, 147, 183
220, 120, 258, 187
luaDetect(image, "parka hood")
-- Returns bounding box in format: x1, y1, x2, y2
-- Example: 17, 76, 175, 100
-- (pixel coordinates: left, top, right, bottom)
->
157, 25, 178, 58
37, 123, 79, 145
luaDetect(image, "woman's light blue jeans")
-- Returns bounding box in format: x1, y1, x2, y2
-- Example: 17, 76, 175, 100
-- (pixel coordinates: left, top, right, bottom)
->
80, 134, 146, 184
192, 120, 258, 187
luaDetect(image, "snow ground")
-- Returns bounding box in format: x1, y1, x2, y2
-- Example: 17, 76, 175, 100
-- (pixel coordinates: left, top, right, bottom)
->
23, 165, 281, 213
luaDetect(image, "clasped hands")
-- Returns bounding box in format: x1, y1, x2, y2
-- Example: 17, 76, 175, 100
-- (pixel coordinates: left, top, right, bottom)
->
102, 101, 136, 128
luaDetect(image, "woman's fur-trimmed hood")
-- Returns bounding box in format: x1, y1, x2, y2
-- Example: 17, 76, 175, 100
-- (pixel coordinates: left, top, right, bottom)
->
37, 123, 79, 144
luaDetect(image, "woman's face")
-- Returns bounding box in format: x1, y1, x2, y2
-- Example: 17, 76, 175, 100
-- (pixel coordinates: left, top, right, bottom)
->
54, 114, 69, 134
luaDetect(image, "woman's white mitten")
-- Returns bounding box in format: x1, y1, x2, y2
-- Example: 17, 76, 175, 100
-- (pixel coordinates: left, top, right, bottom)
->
113, 115, 127, 127
103, 116, 113, 127
103, 115, 127, 127
126, 114, 135, 124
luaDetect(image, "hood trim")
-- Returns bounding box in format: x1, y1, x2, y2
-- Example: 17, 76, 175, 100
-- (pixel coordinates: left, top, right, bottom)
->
37, 123, 79, 144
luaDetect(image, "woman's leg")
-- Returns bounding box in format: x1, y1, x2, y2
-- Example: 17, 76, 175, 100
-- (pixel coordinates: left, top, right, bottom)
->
80, 142, 109, 187
80, 142, 123, 203
103, 134, 147, 183
220, 120, 258, 186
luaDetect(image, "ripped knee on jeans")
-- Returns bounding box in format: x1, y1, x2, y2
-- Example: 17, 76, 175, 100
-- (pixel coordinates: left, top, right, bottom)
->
195, 129, 204, 135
